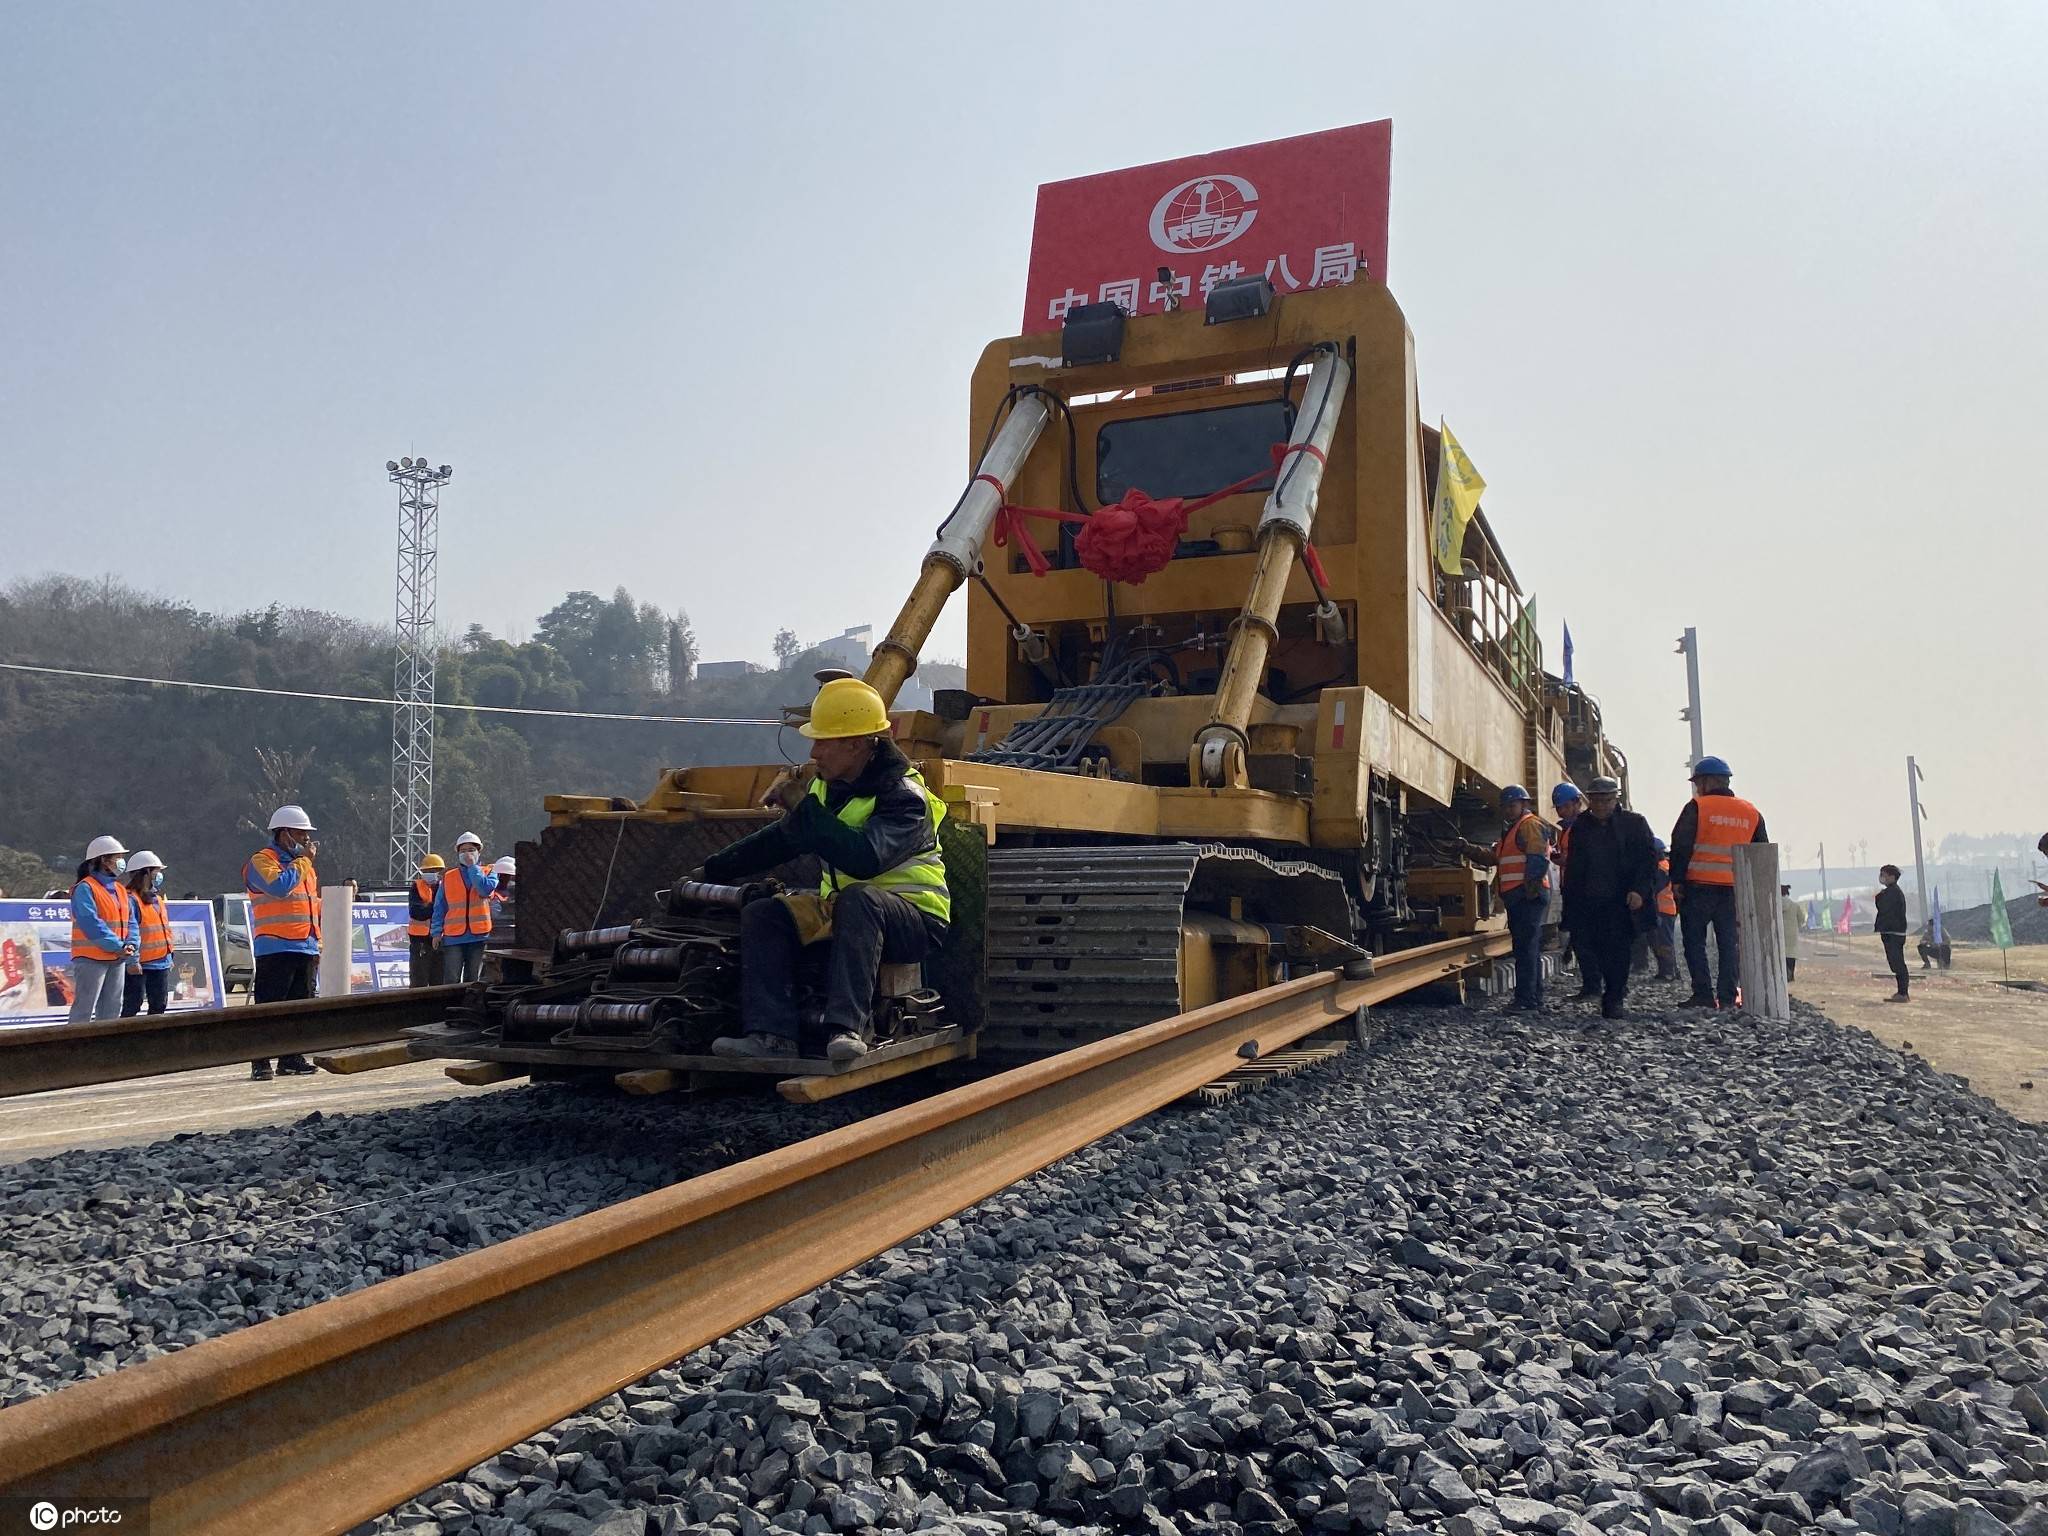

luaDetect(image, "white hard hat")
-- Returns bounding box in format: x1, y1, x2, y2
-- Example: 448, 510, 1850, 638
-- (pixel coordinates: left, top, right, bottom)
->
455, 830, 483, 849
127, 850, 165, 873
85, 834, 129, 860
268, 804, 316, 832
492, 856, 516, 877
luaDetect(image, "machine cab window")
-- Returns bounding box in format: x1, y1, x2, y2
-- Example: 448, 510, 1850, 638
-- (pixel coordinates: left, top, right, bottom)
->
1095, 398, 1295, 504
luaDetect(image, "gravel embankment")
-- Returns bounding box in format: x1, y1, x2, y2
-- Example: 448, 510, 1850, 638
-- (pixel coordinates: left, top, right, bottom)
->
0, 1082, 914, 1407
360, 984, 2048, 1535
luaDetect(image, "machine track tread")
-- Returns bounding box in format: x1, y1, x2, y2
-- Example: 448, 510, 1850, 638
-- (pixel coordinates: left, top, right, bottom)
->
982, 843, 1354, 1058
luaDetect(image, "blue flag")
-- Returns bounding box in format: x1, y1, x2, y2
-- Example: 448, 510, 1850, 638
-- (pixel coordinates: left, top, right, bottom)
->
1562, 623, 1575, 685
1806, 897, 1819, 930
1931, 888, 1944, 947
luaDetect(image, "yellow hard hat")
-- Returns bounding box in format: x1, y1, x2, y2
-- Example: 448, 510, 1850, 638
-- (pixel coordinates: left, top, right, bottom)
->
799, 678, 890, 739
418, 853, 446, 872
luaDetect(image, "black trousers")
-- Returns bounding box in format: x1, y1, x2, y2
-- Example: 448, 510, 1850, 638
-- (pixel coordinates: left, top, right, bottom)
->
1679, 884, 1740, 1004
409, 935, 435, 988
253, 952, 316, 1068
1507, 892, 1546, 1006
121, 969, 170, 1016
1569, 928, 1604, 992
739, 886, 947, 1042
1570, 901, 1637, 1008
1882, 933, 1909, 993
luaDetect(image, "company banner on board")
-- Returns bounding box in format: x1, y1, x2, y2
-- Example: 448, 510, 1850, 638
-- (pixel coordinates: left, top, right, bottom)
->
348, 901, 416, 992
1023, 120, 1393, 331
0, 898, 224, 1023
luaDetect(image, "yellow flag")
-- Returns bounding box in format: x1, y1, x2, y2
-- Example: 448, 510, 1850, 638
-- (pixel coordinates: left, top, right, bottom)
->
1431, 422, 1487, 577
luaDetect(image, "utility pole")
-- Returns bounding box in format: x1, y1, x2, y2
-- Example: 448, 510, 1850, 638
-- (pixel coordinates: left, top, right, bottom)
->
386, 456, 452, 883
1907, 756, 1929, 930
1675, 627, 1704, 770
1818, 843, 1829, 903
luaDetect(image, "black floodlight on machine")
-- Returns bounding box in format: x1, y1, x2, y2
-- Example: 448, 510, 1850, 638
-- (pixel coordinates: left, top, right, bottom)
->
1061, 301, 1126, 368
1204, 273, 1275, 326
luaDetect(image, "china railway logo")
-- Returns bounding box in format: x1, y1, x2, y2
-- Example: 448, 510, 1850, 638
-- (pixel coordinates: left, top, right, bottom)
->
1149, 174, 1259, 254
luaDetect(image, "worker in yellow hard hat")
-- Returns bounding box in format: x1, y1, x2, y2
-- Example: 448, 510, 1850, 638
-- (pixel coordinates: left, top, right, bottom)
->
704, 678, 950, 1066
407, 853, 446, 989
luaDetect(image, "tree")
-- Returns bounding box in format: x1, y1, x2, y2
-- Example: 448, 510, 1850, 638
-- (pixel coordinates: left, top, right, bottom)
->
0, 844, 62, 898
773, 628, 802, 667
0, 574, 787, 900
664, 612, 697, 697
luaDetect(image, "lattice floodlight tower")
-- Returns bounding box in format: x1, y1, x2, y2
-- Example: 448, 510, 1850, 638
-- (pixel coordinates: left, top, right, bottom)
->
385, 456, 452, 882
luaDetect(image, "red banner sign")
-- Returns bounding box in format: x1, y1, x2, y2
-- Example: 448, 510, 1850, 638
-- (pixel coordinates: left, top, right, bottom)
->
1022, 121, 1392, 333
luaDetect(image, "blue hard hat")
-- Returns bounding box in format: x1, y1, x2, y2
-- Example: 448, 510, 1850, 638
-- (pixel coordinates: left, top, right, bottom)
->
1500, 783, 1532, 803
1653, 836, 1668, 852
1690, 755, 1732, 779
1551, 782, 1583, 808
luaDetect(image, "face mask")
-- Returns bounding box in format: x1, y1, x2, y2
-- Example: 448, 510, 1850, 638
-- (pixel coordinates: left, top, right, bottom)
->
460, 849, 480, 867
151, 872, 165, 894
111, 857, 128, 877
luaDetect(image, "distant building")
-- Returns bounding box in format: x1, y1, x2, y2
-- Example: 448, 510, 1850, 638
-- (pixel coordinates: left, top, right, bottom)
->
697, 659, 767, 680
812, 625, 874, 672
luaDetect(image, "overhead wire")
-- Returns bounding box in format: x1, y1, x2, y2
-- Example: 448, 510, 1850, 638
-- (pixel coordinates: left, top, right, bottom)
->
0, 661, 780, 727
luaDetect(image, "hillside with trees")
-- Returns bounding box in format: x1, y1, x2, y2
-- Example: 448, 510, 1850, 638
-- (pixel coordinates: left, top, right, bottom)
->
0, 575, 857, 895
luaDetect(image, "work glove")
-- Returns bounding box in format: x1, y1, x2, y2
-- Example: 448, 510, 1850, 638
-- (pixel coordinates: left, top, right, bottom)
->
760, 764, 819, 813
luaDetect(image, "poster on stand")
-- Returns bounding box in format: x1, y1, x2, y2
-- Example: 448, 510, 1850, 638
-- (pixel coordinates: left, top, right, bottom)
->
0, 898, 224, 1024
348, 901, 414, 992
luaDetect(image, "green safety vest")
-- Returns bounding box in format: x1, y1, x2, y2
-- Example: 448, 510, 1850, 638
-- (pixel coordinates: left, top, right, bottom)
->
809, 765, 951, 923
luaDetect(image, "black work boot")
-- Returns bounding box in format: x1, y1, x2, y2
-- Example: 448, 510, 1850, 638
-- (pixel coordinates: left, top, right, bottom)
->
277, 1054, 316, 1075
1678, 992, 1716, 1009
250, 1060, 273, 1081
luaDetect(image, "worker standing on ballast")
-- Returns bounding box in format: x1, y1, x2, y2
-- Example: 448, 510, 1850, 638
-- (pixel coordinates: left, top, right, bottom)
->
245, 805, 321, 1078
68, 835, 135, 1023
407, 853, 444, 987
489, 856, 517, 938
1550, 783, 1593, 995
1648, 838, 1680, 980
706, 678, 951, 1065
121, 851, 174, 1017
1558, 777, 1656, 1019
432, 832, 498, 985
1464, 785, 1551, 1011
1668, 756, 1767, 1009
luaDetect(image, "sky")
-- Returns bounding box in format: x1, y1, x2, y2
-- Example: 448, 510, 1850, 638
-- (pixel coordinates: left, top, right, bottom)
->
2, 1, 2044, 866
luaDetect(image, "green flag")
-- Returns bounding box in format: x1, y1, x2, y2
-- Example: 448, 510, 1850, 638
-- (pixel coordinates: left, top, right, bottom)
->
1820, 901, 1834, 930
1989, 869, 2014, 949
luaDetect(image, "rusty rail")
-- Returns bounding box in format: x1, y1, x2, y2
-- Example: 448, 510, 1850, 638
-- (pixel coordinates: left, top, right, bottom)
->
0, 933, 1506, 1535
0, 987, 462, 1098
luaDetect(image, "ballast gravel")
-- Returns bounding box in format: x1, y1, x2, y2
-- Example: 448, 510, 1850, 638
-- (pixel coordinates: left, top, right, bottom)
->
360, 987, 2048, 1536
0, 1081, 909, 1407
6, 983, 2048, 1536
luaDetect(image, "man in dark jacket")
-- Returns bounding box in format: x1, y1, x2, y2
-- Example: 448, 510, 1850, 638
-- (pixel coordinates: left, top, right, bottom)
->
1874, 864, 1910, 1001
704, 679, 949, 1065
1560, 776, 1658, 1019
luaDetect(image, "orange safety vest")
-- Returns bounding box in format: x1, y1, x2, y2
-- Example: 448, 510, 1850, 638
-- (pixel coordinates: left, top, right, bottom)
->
1688, 794, 1764, 886
135, 892, 174, 965
440, 867, 493, 940
70, 877, 132, 962
1656, 857, 1678, 917
409, 878, 436, 939
1495, 813, 1551, 895
245, 845, 321, 945
1554, 819, 1573, 882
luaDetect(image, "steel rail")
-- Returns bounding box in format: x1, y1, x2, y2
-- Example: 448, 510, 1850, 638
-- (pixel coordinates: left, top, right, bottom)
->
0, 933, 1506, 1535
0, 987, 462, 1098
